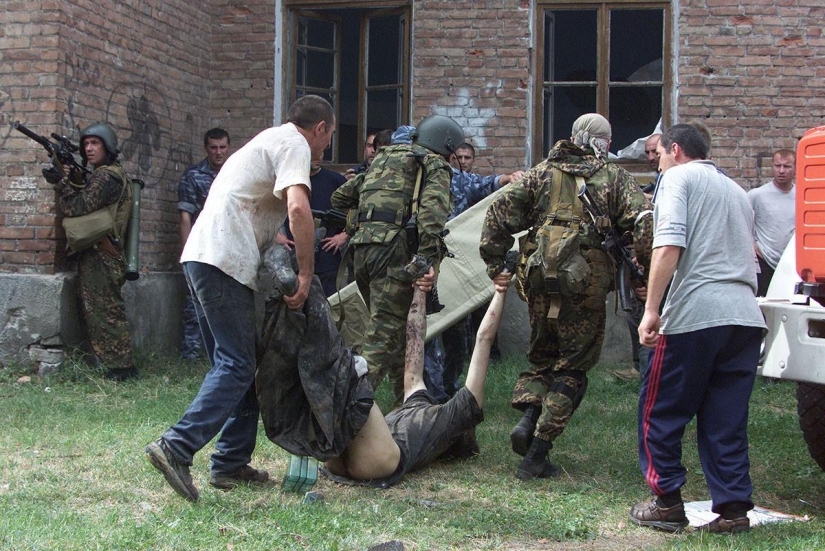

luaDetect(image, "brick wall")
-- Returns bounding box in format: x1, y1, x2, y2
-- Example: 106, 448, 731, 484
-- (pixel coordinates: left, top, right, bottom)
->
3, 0, 825, 277
678, 0, 825, 188
412, 0, 532, 177
0, 0, 274, 275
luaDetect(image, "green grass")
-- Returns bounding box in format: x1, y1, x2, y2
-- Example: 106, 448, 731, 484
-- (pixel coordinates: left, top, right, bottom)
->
1, 352, 823, 550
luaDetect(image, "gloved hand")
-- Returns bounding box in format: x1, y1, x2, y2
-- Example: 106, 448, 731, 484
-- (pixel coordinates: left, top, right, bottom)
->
42, 166, 63, 185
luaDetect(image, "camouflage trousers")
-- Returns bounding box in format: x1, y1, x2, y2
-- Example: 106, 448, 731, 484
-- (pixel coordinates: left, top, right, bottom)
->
76, 247, 133, 370
180, 292, 204, 359
511, 289, 606, 443
352, 235, 413, 406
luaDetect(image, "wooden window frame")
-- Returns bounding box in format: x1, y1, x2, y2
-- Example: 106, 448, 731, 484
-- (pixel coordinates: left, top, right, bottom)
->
532, 0, 672, 168
284, 1, 411, 173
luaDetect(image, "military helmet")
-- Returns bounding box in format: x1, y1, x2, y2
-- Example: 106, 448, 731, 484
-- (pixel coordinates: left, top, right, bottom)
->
413, 115, 464, 158
80, 122, 120, 159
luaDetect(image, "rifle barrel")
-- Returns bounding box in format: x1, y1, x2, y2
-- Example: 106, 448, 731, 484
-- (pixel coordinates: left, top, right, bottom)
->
13, 122, 53, 150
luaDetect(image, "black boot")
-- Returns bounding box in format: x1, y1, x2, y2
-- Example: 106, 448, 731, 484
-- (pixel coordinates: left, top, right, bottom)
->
516, 437, 560, 481
105, 366, 139, 382
510, 405, 540, 456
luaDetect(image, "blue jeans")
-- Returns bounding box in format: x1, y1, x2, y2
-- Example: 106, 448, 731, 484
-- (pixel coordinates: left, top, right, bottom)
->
163, 262, 260, 474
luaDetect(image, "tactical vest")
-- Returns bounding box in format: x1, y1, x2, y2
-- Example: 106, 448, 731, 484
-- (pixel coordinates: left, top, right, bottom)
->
350, 144, 432, 246
517, 165, 613, 315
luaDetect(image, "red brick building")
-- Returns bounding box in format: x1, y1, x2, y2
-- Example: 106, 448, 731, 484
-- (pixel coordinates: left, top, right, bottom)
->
0, 0, 822, 363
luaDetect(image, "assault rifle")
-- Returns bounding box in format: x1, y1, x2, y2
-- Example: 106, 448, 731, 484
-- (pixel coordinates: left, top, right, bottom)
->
576, 183, 645, 313
13, 122, 91, 179
311, 208, 347, 235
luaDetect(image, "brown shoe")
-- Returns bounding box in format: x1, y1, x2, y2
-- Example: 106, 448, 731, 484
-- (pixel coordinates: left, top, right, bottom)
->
629, 497, 689, 533
145, 438, 199, 502
697, 516, 750, 533
209, 465, 270, 490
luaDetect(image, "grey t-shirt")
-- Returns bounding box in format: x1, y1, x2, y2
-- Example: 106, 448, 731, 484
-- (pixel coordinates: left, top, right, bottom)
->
747, 181, 795, 269
653, 160, 766, 334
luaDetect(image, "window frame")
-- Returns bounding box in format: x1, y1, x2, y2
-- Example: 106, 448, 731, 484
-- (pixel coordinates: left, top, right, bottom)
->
532, 0, 672, 167
284, 1, 411, 172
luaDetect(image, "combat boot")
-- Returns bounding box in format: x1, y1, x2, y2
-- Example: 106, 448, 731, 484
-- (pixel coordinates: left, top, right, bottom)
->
516, 437, 560, 480
510, 405, 540, 456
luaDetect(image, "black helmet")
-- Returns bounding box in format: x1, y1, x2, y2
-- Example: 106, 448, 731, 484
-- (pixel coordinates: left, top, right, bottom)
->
413, 115, 464, 158
80, 122, 120, 160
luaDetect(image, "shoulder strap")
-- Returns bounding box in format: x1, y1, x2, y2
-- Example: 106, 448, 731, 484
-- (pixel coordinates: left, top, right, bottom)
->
546, 167, 582, 224
99, 165, 131, 241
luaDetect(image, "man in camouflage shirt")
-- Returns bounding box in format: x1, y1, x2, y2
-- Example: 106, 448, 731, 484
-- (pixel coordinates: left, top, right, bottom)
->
177, 128, 230, 359
480, 113, 653, 479
332, 115, 463, 405
55, 123, 137, 381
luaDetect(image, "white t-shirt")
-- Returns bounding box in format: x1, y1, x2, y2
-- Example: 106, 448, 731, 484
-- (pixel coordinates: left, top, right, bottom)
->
653, 160, 766, 334
181, 123, 311, 290
747, 181, 795, 269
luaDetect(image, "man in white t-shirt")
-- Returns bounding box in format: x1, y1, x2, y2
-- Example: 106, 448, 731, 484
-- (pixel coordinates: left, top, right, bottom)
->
747, 149, 796, 296
145, 95, 336, 502
630, 124, 766, 534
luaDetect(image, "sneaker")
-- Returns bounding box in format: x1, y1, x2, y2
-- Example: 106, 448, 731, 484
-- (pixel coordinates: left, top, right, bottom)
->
629, 497, 689, 533
145, 438, 199, 502
612, 368, 639, 381
209, 465, 270, 490
697, 516, 750, 533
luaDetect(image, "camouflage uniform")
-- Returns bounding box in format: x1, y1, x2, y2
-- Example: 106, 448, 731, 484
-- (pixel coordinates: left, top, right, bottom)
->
480, 140, 652, 443
177, 159, 219, 359
58, 163, 134, 371
332, 143, 452, 405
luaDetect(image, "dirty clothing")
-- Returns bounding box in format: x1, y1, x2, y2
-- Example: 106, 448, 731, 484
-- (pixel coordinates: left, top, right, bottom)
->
58, 162, 134, 370
256, 277, 374, 460
178, 158, 220, 358
479, 139, 652, 443
331, 143, 452, 403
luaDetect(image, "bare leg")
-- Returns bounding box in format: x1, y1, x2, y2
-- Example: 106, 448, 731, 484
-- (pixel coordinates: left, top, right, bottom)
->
465, 284, 508, 408
403, 287, 428, 401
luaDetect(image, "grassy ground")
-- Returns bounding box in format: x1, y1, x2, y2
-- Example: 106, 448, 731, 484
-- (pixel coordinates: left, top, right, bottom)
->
1, 351, 823, 550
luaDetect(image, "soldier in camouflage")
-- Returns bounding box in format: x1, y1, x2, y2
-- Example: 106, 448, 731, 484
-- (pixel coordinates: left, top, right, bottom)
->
177, 128, 230, 360
55, 122, 137, 381
479, 113, 653, 479
332, 115, 464, 405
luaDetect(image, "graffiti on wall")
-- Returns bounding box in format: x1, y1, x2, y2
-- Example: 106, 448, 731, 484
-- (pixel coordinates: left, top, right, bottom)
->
0, 84, 15, 149
105, 81, 194, 189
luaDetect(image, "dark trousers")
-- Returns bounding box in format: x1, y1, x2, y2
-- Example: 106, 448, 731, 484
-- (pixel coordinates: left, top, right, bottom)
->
756, 256, 775, 297
638, 325, 762, 514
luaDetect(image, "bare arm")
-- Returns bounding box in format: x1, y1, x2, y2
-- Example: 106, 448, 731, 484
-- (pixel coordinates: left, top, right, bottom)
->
638, 245, 681, 348
179, 211, 193, 249
499, 170, 525, 187
283, 184, 314, 310
465, 272, 511, 406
